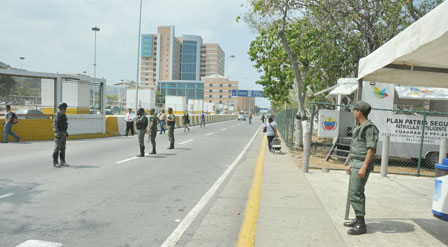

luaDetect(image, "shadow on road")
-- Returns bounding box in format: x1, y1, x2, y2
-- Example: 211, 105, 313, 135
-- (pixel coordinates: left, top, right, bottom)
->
413, 218, 448, 246
69, 165, 100, 169
367, 220, 415, 234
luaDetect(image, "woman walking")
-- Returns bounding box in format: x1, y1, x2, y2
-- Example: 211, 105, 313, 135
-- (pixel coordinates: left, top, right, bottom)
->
183, 110, 190, 132
158, 109, 166, 134
265, 116, 278, 152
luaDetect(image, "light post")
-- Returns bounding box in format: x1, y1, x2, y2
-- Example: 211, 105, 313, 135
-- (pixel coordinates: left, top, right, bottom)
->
91, 26, 100, 111
19, 57, 25, 69
135, 0, 143, 112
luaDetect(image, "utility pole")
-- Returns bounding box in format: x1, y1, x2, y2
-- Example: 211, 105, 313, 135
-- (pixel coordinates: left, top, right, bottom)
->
135, 0, 143, 111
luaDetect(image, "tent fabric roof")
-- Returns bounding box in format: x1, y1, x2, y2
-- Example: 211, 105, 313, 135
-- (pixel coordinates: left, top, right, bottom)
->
357, 1, 448, 88
329, 78, 358, 96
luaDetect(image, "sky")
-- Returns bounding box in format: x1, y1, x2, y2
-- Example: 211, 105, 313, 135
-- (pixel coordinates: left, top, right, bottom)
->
0, 0, 270, 108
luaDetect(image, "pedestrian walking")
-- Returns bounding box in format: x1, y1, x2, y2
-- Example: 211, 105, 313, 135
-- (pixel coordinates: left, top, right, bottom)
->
264, 116, 278, 152
52, 103, 69, 168
183, 110, 190, 132
158, 109, 166, 134
135, 108, 148, 157
344, 101, 379, 235
125, 108, 135, 136
166, 108, 176, 149
249, 111, 253, 124
147, 108, 159, 155
261, 114, 265, 123
200, 111, 206, 128
3, 105, 20, 143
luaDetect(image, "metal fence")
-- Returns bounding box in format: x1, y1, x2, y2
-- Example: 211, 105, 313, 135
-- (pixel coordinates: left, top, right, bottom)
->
275, 109, 296, 148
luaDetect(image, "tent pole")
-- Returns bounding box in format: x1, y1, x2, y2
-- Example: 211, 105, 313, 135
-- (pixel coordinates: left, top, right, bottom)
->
357, 79, 363, 102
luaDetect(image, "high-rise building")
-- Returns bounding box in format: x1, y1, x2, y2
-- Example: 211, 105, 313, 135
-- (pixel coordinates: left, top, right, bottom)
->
202, 74, 238, 111
140, 26, 225, 87
200, 44, 225, 78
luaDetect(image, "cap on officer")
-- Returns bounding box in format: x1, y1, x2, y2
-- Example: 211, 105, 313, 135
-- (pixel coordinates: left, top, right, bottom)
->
137, 108, 145, 115
58, 103, 68, 110
353, 101, 371, 117
149, 108, 155, 113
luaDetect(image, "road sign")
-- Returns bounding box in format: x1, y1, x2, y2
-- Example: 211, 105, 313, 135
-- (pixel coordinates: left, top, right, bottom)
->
232, 90, 249, 97
250, 90, 264, 97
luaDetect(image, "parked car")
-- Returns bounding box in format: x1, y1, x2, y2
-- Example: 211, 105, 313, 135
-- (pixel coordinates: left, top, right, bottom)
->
15, 109, 50, 119
237, 112, 246, 121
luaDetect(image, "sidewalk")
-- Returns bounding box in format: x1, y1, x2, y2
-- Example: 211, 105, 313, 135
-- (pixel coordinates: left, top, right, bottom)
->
256, 139, 448, 247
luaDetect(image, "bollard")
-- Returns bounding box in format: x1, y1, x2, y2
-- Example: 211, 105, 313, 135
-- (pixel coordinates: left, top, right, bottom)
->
439, 138, 447, 164
303, 131, 311, 173
381, 135, 390, 177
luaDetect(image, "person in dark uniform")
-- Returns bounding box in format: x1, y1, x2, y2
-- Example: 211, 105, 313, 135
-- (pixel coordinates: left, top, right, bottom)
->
135, 108, 148, 157
52, 103, 69, 168
344, 101, 379, 235
147, 108, 159, 154
166, 108, 176, 149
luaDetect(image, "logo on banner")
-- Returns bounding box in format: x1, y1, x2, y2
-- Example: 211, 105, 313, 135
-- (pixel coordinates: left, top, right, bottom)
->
322, 117, 337, 131
373, 87, 389, 99
410, 87, 433, 96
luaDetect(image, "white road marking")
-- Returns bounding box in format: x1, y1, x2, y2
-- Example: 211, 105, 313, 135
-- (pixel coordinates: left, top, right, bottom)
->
205, 132, 214, 136
161, 125, 262, 247
179, 139, 194, 145
116, 157, 139, 164
0, 193, 14, 199
220, 128, 227, 131
15, 240, 62, 247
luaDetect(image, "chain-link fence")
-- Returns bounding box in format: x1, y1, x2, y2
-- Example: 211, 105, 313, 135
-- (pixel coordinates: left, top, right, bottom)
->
308, 102, 448, 177
275, 109, 296, 148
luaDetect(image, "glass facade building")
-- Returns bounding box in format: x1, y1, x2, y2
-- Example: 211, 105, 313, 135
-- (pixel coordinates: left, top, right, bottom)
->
141, 35, 154, 58
181, 41, 198, 80
159, 80, 204, 101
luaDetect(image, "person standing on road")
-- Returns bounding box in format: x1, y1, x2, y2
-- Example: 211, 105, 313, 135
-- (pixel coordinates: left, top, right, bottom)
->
125, 108, 135, 136
265, 116, 278, 152
147, 108, 159, 155
261, 114, 265, 123
3, 105, 20, 143
52, 103, 69, 168
158, 109, 166, 134
135, 108, 148, 157
200, 111, 206, 128
249, 111, 253, 124
166, 108, 176, 149
183, 110, 190, 132
344, 101, 379, 235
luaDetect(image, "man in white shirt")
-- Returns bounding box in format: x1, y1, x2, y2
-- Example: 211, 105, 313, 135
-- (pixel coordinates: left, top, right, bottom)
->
125, 108, 135, 136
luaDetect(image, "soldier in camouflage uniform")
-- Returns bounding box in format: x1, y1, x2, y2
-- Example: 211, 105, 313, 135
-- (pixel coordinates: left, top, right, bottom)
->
135, 108, 148, 157
344, 101, 379, 235
147, 108, 159, 154
166, 108, 176, 149
52, 103, 69, 168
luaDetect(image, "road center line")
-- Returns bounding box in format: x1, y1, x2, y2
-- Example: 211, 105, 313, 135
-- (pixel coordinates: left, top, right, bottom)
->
220, 128, 227, 131
179, 139, 194, 145
116, 157, 139, 164
205, 132, 214, 136
161, 125, 262, 247
0, 193, 14, 199
15, 240, 62, 247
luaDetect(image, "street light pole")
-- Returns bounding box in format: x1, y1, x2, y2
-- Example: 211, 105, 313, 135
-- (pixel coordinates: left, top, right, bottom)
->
91, 27, 100, 78
135, 0, 143, 111
19, 57, 25, 69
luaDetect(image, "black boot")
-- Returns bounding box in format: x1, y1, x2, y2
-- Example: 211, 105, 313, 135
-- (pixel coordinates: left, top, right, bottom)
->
136, 146, 145, 157
168, 144, 174, 149
60, 150, 69, 166
150, 144, 156, 154
53, 152, 61, 168
344, 218, 358, 227
347, 216, 367, 235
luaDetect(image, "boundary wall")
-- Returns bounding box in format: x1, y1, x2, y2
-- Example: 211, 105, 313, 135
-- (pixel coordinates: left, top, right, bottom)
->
1, 114, 236, 141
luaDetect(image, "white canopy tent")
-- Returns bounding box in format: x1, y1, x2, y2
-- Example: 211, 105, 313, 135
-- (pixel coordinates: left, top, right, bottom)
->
358, 1, 448, 88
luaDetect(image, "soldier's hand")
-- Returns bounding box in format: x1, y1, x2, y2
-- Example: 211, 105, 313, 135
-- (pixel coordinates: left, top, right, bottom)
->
358, 167, 366, 179
346, 165, 350, 175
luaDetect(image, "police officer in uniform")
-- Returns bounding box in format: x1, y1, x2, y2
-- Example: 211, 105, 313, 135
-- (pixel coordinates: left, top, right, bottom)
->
344, 101, 379, 235
135, 108, 148, 157
147, 108, 159, 154
52, 103, 69, 168
166, 108, 176, 149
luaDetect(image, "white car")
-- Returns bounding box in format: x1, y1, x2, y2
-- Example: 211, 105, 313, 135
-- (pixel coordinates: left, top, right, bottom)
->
237, 112, 246, 121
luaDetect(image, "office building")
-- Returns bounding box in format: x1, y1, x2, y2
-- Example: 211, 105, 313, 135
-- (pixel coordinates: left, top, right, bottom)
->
140, 26, 225, 87
158, 80, 204, 102
202, 74, 238, 111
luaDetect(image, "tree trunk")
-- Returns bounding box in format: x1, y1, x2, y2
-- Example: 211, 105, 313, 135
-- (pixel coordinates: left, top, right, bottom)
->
278, 30, 306, 147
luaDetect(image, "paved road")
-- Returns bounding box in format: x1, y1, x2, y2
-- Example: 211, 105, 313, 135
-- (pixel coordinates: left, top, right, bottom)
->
0, 120, 261, 247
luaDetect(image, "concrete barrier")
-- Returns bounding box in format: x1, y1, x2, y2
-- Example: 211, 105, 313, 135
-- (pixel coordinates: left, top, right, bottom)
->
1, 114, 237, 141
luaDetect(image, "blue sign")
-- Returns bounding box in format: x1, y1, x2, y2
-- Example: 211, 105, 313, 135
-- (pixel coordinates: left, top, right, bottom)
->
232, 90, 249, 97
250, 90, 264, 97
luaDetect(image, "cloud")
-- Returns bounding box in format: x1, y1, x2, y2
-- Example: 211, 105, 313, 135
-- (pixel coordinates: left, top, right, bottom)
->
0, 0, 269, 107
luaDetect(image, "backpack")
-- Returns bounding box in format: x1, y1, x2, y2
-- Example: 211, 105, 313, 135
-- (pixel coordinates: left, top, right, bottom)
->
11, 112, 18, 124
